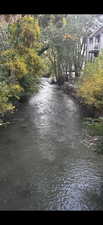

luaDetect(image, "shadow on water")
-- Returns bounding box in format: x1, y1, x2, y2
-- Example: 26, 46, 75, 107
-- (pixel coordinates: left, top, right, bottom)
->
0, 78, 103, 210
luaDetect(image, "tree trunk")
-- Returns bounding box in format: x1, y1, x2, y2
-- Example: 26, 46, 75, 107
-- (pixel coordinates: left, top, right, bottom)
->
8, 69, 11, 77
68, 62, 72, 79
56, 63, 64, 86
74, 63, 80, 78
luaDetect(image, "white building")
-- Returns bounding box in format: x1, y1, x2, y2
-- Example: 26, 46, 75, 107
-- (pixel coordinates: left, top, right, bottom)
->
86, 26, 103, 61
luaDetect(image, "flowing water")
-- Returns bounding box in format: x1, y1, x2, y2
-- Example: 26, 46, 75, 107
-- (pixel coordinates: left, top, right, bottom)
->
0, 78, 103, 210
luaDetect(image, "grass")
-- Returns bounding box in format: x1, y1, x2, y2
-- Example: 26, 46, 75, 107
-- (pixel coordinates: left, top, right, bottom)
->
82, 117, 103, 154
83, 117, 103, 136
87, 121, 103, 136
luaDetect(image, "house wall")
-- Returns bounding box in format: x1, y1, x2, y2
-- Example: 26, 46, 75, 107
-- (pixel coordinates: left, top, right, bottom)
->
86, 27, 103, 61
100, 32, 103, 50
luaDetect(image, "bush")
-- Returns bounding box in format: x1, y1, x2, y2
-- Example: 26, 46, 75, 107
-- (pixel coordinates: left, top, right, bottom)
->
0, 16, 45, 115
0, 81, 23, 114
77, 52, 103, 110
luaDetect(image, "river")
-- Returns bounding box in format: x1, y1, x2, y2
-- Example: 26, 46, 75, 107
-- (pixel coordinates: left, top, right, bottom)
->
0, 78, 103, 210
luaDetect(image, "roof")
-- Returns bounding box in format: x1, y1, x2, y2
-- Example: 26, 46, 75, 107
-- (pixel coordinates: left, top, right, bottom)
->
89, 25, 103, 38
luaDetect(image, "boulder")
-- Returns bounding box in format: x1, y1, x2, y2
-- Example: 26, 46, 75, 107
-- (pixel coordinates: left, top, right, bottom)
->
49, 77, 57, 84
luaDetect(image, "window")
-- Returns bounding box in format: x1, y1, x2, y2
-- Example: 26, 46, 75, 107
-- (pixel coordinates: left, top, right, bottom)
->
89, 37, 93, 44
95, 34, 100, 43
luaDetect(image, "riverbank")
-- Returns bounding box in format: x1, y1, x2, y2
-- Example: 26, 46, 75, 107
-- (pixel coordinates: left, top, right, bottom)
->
1, 77, 103, 210
61, 81, 103, 153
0, 78, 46, 126
0, 94, 29, 127
62, 82, 102, 117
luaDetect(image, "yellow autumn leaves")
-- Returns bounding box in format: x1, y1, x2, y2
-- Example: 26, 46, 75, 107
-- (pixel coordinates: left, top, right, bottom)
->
64, 33, 79, 40
0, 16, 44, 114
77, 52, 103, 109
0, 82, 23, 113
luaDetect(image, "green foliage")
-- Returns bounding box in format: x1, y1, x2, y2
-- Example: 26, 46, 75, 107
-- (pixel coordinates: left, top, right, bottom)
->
8, 16, 40, 49
0, 15, 45, 115
87, 122, 103, 136
77, 52, 103, 109
83, 117, 103, 136
23, 48, 43, 75
40, 15, 94, 82
0, 81, 23, 113
0, 82, 14, 113
82, 117, 103, 154
19, 75, 40, 95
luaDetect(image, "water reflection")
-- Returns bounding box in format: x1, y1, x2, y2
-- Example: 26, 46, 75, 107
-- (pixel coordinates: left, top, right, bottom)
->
0, 78, 103, 210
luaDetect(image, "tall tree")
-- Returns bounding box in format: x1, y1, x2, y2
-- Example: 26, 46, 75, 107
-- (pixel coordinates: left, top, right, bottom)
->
0, 15, 44, 114
40, 15, 94, 82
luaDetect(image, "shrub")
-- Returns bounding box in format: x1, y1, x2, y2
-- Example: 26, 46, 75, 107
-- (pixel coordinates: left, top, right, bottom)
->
77, 52, 103, 110
0, 16, 44, 115
0, 81, 23, 114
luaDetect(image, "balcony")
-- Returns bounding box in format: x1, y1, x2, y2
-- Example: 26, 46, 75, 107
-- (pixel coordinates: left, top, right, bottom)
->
89, 43, 100, 55
94, 43, 100, 50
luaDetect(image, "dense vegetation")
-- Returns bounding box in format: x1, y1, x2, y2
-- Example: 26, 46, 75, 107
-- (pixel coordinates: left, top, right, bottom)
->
39, 14, 94, 84
77, 51, 103, 112
0, 15, 47, 116
1, 14, 103, 124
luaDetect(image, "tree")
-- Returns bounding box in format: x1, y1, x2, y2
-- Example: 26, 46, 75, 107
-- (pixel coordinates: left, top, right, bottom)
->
39, 16, 71, 84
40, 14, 97, 83
0, 15, 45, 115
63, 15, 96, 78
